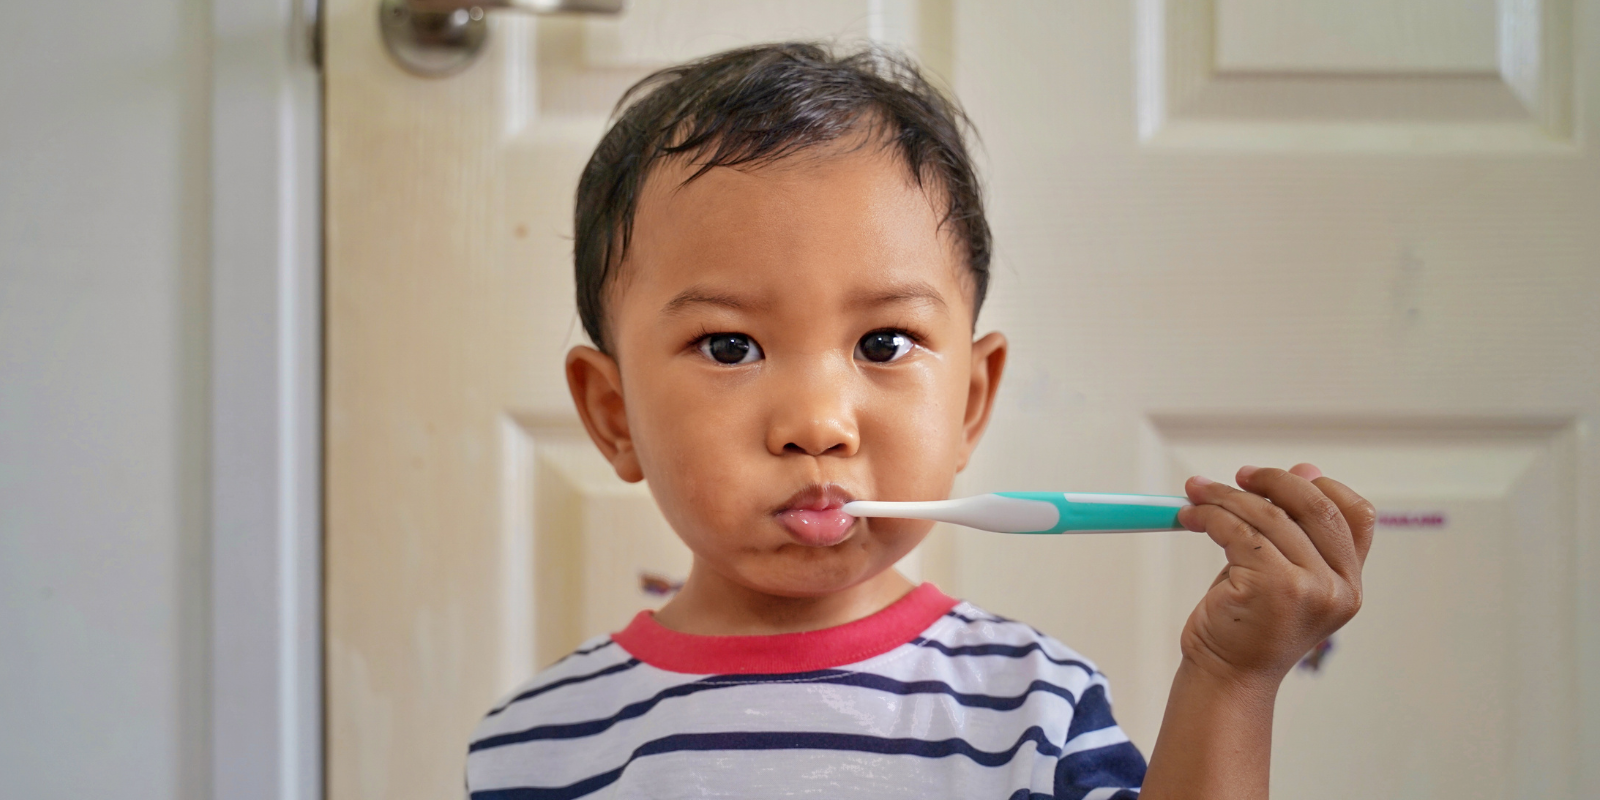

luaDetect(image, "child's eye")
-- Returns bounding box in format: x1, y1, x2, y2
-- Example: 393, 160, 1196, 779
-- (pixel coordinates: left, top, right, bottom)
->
855, 330, 914, 363
698, 333, 764, 365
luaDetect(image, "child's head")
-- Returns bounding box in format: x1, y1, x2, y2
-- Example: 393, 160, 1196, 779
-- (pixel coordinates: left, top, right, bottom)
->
566, 43, 1007, 600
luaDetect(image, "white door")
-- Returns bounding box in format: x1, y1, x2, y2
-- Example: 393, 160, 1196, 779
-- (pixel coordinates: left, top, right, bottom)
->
324, 2, 1600, 799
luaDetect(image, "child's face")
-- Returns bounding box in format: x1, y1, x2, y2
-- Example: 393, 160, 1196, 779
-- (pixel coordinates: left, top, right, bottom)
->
568, 141, 1006, 599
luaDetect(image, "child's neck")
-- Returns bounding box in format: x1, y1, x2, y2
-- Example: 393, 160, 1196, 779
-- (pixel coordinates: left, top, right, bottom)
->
652, 564, 917, 637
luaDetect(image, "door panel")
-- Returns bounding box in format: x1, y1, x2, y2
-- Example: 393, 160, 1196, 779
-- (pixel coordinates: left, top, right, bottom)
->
1215, 0, 1500, 74
951, 2, 1597, 798
327, 1, 1599, 798
1138, 0, 1574, 149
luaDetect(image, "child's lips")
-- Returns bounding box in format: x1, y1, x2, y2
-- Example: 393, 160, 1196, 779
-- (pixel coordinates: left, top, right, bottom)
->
774, 483, 858, 547
776, 507, 857, 547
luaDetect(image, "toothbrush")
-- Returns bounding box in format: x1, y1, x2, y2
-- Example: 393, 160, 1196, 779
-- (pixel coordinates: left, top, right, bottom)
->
841, 492, 1189, 534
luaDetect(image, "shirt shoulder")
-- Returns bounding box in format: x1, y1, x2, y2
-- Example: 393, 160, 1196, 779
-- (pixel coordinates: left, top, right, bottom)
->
466, 634, 696, 795
911, 602, 1145, 797
467, 635, 649, 749
901, 599, 1107, 683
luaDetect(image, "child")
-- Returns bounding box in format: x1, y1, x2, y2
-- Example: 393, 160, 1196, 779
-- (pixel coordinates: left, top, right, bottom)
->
466, 43, 1373, 800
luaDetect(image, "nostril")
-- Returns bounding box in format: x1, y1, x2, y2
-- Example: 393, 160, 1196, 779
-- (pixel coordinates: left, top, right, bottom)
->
782, 441, 850, 456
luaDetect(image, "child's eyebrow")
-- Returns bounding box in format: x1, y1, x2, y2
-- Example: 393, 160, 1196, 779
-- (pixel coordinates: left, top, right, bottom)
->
659, 282, 947, 316
660, 288, 768, 315
849, 282, 948, 313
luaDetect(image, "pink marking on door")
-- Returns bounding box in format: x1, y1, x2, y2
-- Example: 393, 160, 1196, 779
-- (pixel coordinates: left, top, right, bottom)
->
1376, 511, 1448, 528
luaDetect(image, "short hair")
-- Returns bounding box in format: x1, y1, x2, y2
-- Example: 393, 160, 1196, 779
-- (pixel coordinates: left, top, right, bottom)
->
573, 42, 991, 354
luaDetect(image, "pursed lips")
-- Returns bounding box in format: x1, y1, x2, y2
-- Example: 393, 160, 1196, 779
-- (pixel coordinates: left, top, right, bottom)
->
774, 483, 859, 547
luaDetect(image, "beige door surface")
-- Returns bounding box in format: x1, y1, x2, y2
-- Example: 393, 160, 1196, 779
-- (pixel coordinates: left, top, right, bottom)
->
325, 2, 1599, 799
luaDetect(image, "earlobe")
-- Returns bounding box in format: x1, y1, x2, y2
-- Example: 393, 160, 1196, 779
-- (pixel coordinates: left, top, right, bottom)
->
957, 331, 1007, 472
565, 345, 644, 482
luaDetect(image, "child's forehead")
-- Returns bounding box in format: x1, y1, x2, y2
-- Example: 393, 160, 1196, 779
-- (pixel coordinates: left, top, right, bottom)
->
617, 143, 972, 308
641, 137, 934, 223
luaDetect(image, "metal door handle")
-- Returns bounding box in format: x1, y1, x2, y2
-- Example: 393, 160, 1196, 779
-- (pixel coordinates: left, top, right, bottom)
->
380, 0, 625, 77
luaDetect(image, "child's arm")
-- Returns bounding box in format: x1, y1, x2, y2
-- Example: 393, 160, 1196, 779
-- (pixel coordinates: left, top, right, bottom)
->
1139, 464, 1375, 800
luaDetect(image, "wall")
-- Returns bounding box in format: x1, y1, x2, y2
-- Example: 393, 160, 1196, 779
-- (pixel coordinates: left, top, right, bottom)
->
0, 0, 213, 797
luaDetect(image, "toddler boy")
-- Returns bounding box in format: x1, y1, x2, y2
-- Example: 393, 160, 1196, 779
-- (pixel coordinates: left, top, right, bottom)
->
466, 43, 1373, 800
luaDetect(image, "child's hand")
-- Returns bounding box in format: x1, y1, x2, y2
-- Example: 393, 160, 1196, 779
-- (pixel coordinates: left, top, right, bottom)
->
1175, 464, 1375, 686
1145, 466, 1371, 798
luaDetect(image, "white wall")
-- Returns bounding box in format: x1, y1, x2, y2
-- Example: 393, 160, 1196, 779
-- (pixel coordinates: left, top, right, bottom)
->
0, 0, 213, 797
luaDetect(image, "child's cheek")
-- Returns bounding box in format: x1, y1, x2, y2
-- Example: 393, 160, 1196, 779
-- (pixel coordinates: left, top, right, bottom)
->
633, 380, 764, 544
860, 517, 936, 553
859, 364, 967, 501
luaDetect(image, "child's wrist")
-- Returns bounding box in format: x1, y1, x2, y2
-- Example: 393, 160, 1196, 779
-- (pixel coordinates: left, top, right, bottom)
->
1174, 653, 1283, 709
1146, 656, 1280, 800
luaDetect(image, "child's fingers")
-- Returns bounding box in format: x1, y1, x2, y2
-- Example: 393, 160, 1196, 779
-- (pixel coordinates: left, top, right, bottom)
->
1310, 475, 1376, 567
1177, 501, 1293, 573
1236, 467, 1360, 583
1289, 462, 1323, 481
1184, 475, 1323, 571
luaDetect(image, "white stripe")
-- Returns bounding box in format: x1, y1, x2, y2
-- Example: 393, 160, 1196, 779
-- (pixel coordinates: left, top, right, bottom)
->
1083, 787, 1139, 800
470, 683, 1083, 786
1061, 724, 1131, 757
476, 746, 1061, 798
923, 612, 1104, 672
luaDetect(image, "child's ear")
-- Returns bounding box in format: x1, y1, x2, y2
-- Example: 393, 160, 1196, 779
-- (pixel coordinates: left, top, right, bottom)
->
566, 345, 644, 483
957, 331, 1008, 472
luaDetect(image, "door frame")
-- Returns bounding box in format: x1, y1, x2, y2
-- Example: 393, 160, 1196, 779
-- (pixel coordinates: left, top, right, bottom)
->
209, 0, 324, 798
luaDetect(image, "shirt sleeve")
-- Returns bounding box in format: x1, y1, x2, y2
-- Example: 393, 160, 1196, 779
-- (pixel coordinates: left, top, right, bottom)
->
1053, 680, 1147, 799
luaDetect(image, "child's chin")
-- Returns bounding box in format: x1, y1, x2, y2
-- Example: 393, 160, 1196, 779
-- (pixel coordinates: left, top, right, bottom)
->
736, 553, 886, 598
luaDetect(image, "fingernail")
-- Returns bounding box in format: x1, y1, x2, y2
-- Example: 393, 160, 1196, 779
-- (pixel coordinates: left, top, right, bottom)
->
1191, 475, 1214, 486
1237, 465, 1259, 480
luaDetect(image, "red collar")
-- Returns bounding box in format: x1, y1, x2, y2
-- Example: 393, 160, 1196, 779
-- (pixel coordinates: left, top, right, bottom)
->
612, 583, 958, 674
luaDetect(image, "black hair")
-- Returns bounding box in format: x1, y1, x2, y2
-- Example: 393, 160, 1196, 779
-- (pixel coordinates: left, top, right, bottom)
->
574, 42, 990, 353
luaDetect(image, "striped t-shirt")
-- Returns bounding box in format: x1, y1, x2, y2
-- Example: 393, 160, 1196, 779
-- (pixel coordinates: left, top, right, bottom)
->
466, 583, 1145, 799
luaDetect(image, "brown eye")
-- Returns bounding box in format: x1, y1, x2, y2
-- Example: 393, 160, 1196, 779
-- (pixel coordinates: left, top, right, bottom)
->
856, 330, 912, 363
699, 333, 762, 365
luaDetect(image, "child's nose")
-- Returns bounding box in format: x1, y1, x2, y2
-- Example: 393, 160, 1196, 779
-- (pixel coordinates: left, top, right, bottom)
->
766, 377, 860, 458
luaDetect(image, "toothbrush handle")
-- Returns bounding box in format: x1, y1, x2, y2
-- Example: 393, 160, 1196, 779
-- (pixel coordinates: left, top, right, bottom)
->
843, 493, 1190, 534
997, 492, 1187, 533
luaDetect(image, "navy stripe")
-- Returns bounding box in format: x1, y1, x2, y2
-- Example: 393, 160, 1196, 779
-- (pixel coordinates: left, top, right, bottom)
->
946, 609, 1015, 624
1064, 683, 1117, 742
945, 609, 1050, 640
1055, 685, 1146, 800
912, 637, 1097, 673
486, 659, 641, 717
725, 669, 1083, 712
472, 726, 1069, 800
470, 669, 1083, 752
831, 672, 1080, 711
1006, 792, 1052, 800
1055, 740, 1146, 800
554, 640, 615, 663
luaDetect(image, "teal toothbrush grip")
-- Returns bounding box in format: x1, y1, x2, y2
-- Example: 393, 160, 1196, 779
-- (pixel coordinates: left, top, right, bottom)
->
995, 492, 1186, 533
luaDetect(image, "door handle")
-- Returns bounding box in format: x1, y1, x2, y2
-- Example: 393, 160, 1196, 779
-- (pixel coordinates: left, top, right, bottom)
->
379, 0, 625, 77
